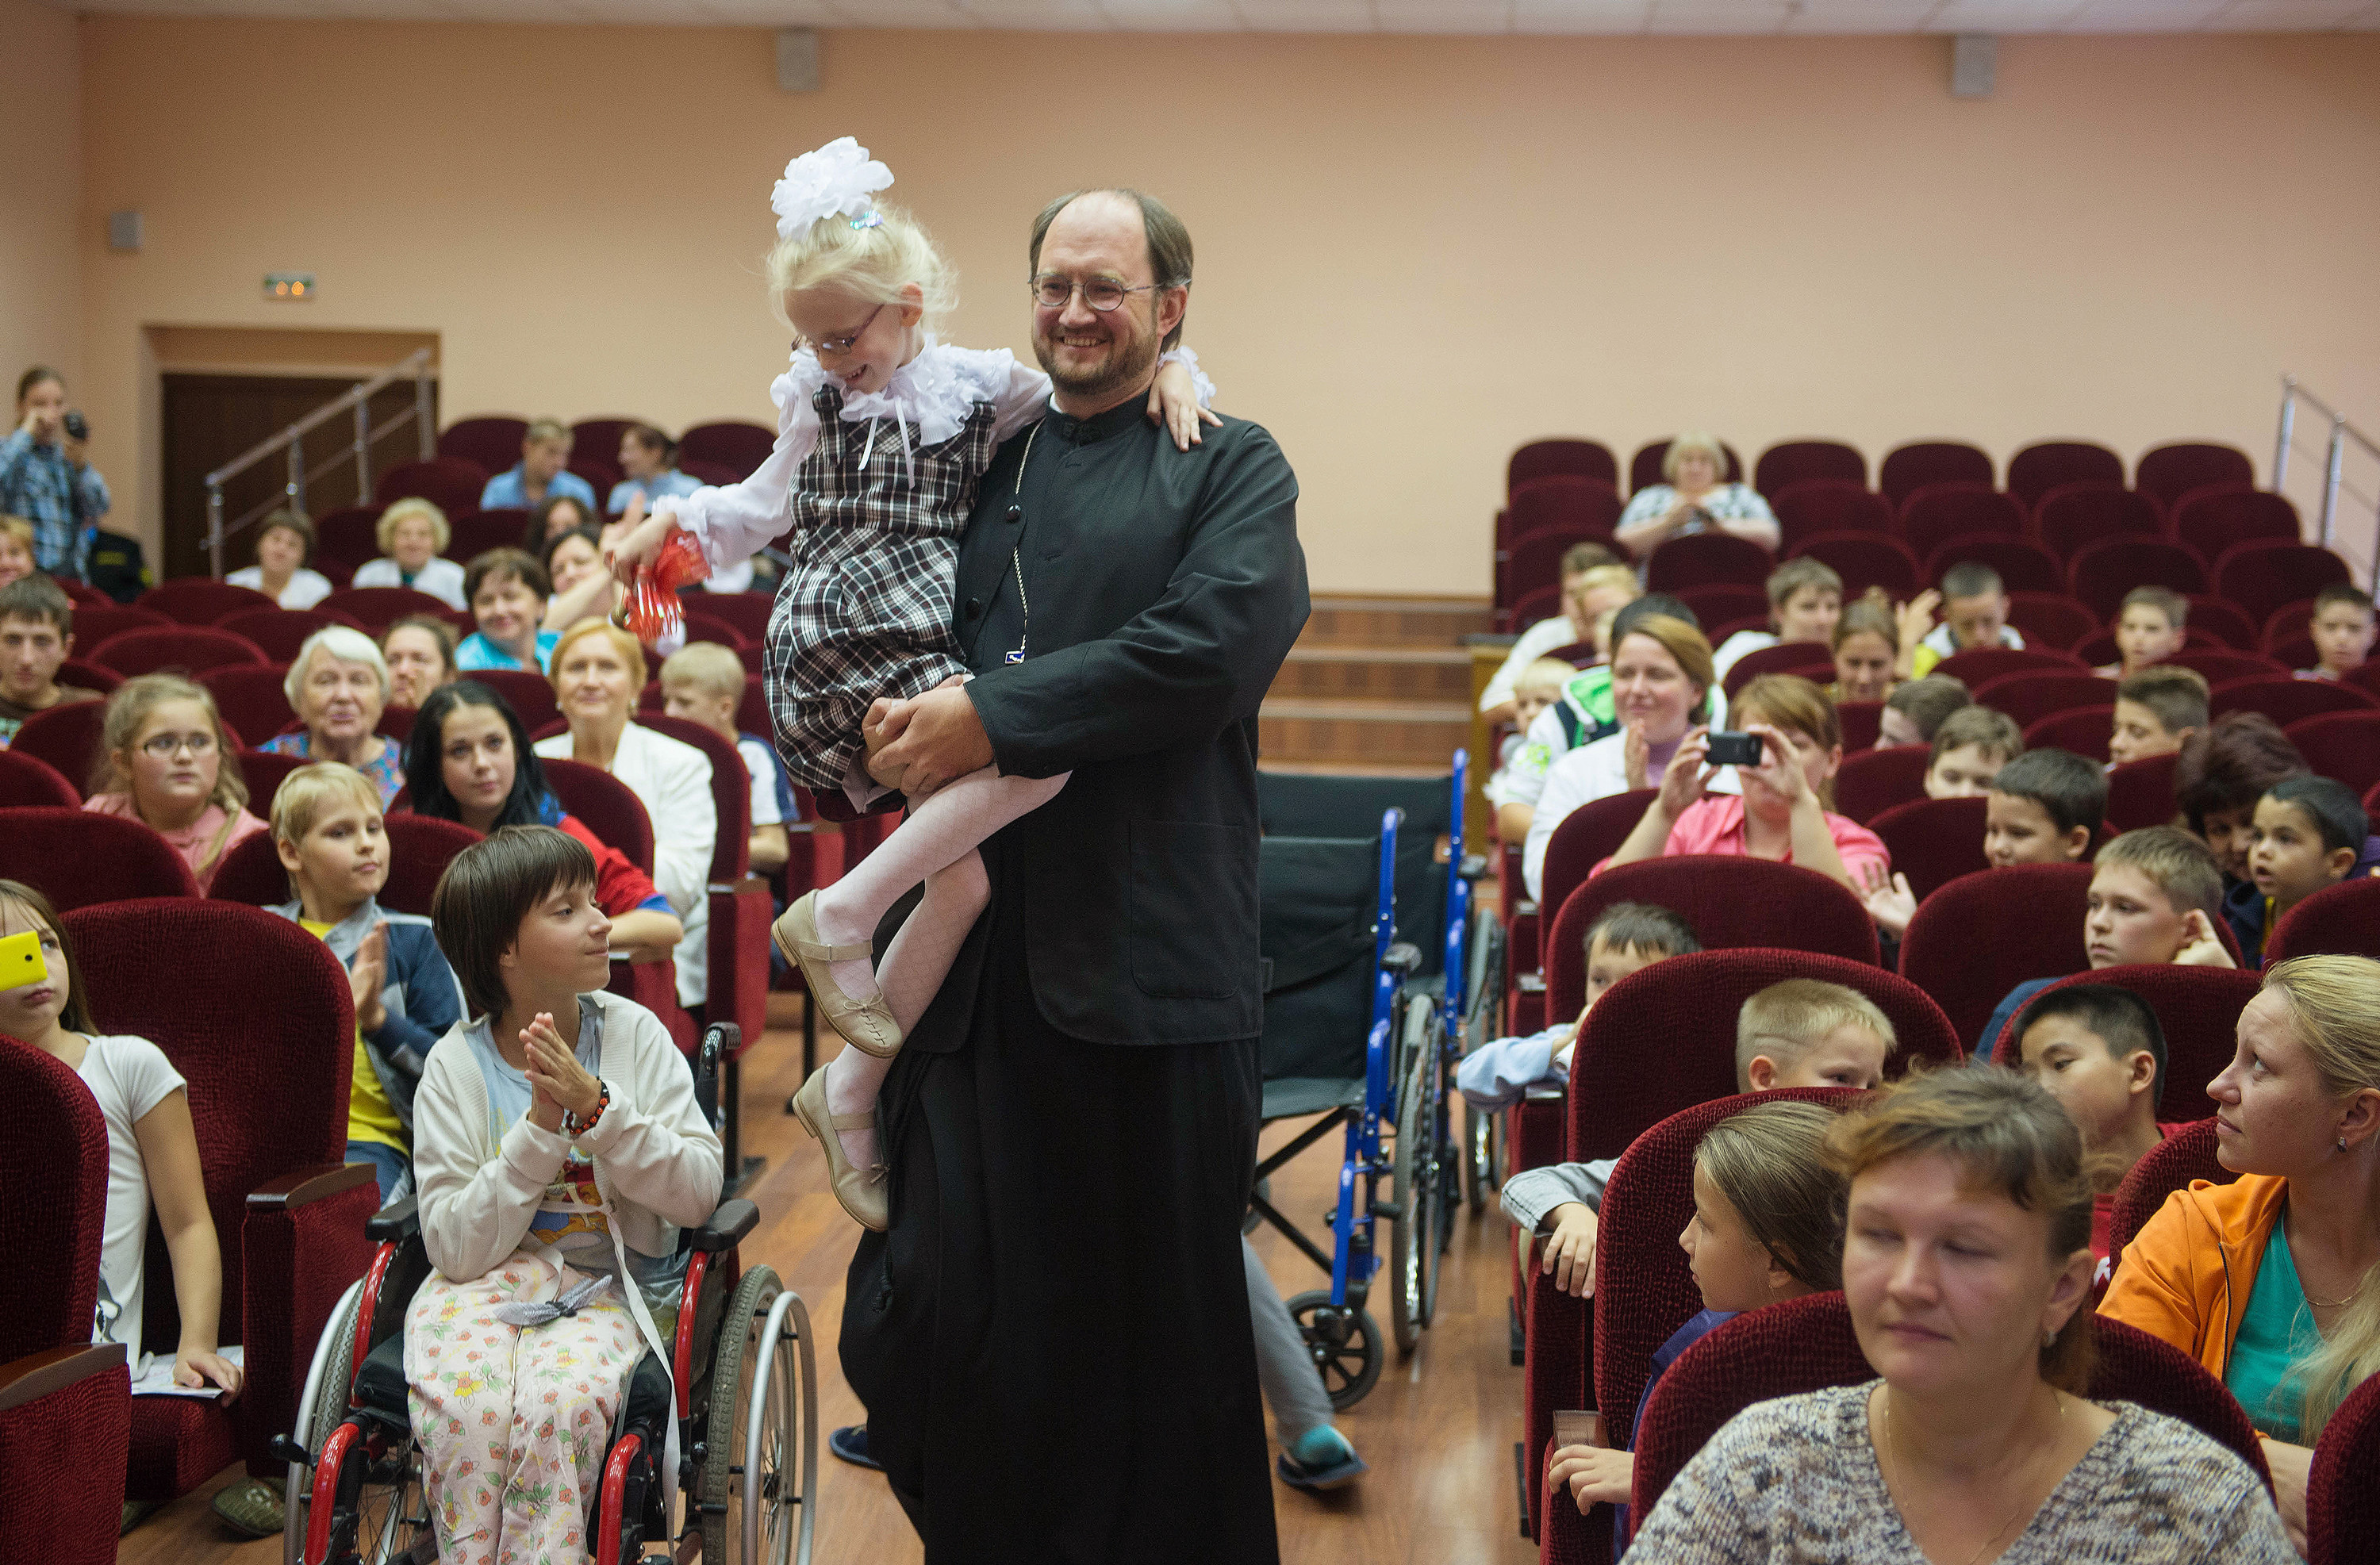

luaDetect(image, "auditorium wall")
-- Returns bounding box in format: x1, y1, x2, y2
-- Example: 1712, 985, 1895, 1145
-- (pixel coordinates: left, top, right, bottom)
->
3, 0, 83, 403
70, 20, 2380, 593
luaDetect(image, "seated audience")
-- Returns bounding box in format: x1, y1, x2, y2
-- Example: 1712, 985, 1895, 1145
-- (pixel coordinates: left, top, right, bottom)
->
533, 621, 716, 1009
83, 673, 267, 892
1979, 826, 2234, 1053
259, 626, 402, 804
382, 614, 457, 711
2102, 955, 2380, 1555
1925, 704, 2023, 799
2109, 666, 2209, 769
2176, 712, 2309, 887
1710, 558, 1842, 686
2011, 984, 2186, 1283
659, 642, 795, 876
1632, 1067, 2295, 1562
479, 418, 597, 513
1546, 1098, 1852, 1544
1873, 673, 1970, 750
2094, 586, 2188, 679
1487, 657, 1579, 809
1503, 976, 1893, 1302
402, 681, 683, 961
1985, 747, 2104, 869
1601, 673, 1885, 896
1477, 548, 1629, 729
608, 424, 701, 516
1522, 612, 1730, 897
348, 497, 466, 609
0, 574, 102, 746
1825, 589, 1898, 704
2298, 583, 2378, 683
225, 508, 333, 610
455, 548, 559, 673
2229, 775, 2369, 967
522, 490, 601, 555
5, 366, 110, 578
1457, 902, 1702, 1110
407, 825, 720, 1564
0, 514, 35, 587
1908, 560, 2023, 676
1614, 433, 1779, 558
539, 524, 620, 635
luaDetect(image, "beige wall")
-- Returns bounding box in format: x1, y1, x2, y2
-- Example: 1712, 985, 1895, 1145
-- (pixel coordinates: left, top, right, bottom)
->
3, 0, 83, 409
72, 21, 2380, 591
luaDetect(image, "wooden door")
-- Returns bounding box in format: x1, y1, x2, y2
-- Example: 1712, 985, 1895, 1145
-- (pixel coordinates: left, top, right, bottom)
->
159, 373, 436, 582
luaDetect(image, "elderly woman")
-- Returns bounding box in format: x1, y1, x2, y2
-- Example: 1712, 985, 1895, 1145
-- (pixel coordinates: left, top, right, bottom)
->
531, 620, 715, 1009
2102, 954, 2380, 1553
85, 673, 267, 892
258, 626, 402, 803
1614, 433, 1778, 558
608, 424, 700, 517
381, 614, 456, 712
226, 508, 333, 610
350, 497, 466, 609
1631, 1068, 2296, 1562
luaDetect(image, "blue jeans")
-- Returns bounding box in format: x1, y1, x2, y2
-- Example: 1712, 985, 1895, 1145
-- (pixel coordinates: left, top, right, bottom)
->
347, 1140, 412, 1206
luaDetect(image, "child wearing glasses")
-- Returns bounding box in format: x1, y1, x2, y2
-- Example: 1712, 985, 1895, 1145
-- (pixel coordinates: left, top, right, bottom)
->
608, 137, 1216, 1232
83, 673, 267, 892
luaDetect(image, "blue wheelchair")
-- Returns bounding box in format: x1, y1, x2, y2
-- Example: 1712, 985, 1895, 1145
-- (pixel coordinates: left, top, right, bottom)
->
1250, 753, 1503, 1406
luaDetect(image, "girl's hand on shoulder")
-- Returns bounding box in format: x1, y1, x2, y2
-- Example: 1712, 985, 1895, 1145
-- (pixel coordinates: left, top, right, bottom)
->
175, 1346, 243, 1400
1146, 358, 1220, 452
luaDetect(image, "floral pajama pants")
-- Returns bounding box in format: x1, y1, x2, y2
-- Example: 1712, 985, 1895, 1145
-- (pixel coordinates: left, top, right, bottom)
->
405, 1252, 641, 1565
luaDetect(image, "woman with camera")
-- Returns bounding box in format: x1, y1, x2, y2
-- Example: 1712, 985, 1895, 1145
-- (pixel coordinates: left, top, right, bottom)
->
2, 366, 111, 581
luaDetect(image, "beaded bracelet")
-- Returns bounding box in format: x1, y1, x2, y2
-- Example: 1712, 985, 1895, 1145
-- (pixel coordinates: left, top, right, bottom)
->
564, 1080, 611, 1139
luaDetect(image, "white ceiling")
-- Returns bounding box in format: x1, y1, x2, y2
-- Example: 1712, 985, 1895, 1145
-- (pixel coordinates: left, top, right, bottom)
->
52, 0, 2380, 29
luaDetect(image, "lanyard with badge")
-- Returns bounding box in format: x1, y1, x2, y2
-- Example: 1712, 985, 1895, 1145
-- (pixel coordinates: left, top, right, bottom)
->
995, 420, 1042, 665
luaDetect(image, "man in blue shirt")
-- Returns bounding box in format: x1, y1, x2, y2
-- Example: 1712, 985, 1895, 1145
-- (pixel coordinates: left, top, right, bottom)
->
3, 370, 111, 579
478, 417, 597, 512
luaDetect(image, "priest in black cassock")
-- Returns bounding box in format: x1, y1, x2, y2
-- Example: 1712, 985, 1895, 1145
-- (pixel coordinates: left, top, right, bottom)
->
845, 187, 1307, 1563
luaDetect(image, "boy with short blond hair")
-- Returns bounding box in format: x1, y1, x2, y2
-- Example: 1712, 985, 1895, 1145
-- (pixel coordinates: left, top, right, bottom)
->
2110, 666, 2209, 769
2227, 774, 2369, 966
658, 640, 797, 875
0, 573, 101, 746
1924, 704, 2023, 799
2299, 583, 2378, 682
2098, 587, 2189, 678
2012, 984, 2186, 1281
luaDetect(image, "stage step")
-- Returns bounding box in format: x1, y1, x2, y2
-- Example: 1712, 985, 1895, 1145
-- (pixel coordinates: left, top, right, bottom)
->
1299, 595, 1494, 650
1258, 696, 1474, 769
1262, 595, 1491, 769
1270, 644, 1472, 703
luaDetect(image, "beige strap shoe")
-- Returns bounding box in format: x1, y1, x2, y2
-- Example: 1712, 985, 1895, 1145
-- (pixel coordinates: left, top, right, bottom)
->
772, 890, 904, 1058
790, 1066, 889, 1231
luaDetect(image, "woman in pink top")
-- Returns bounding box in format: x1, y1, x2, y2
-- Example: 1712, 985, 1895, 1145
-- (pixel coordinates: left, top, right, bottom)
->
83, 673, 267, 892
1603, 673, 1886, 893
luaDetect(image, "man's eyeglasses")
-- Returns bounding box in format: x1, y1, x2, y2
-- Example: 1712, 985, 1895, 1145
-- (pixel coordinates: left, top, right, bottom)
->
796, 302, 888, 358
140, 732, 217, 759
1031, 274, 1161, 313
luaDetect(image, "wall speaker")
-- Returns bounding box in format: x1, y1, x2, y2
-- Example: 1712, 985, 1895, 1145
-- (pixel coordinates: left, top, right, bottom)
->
107, 211, 142, 253
1952, 33, 1996, 99
777, 29, 820, 94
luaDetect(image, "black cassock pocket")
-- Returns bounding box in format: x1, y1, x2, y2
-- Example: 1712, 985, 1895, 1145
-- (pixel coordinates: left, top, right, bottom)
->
1128, 818, 1251, 1000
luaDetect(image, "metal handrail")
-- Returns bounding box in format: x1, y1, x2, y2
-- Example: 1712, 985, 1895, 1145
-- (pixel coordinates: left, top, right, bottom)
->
2274, 375, 2380, 585
202, 347, 437, 577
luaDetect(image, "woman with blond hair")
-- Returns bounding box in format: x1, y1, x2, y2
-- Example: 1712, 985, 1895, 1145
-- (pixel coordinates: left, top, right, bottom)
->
83, 673, 267, 891
350, 497, 466, 608
256, 625, 402, 804
2103, 954, 2380, 1552
1614, 432, 1778, 558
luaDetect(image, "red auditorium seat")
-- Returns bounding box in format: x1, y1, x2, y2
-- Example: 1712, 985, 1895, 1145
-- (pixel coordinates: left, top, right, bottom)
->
1836, 700, 1883, 751
450, 507, 530, 562
66, 899, 378, 1505
738, 643, 767, 677
89, 625, 270, 679
2003, 592, 2098, 652
678, 420, 780, 483
2174, 485, 2299, 563
2167, 646, 2287, 685
2261, 597, 2317, 654
1998, 965, 2261, 1117
465, 668, 561, 733
2186, 595, 2263, 651
2108, 1118, 2232, 1260
681, 609, 749, 652
1628, 439, 1742, 494
319, 584, 451, 631
677, 458, 742, 489
2105, 752, 2182, 834
2071, 627, 2222, 666
1933, 645, 2084, 686
2066, 536, 2208, 622
1673, 582, 1768, 631
2136, 443, 2255, 512
2215, 540, 2353, 626
2008, 441, 2125, 509
2266, 878, 2380, 965
2023, 706, 2114, 762
1899, 483, 2025, 561
1898, 861, 2092, 1048
640, 713, 774, 1070
375, 455, 489, 516
696, 590, 775, 643
1770, 480, 1893, 551
1787, 531, 1921, 600
0, 808, 202, 907
1719, 641, 1833, 699
2211, 676, 2378, 726
1508, 584, 1562, 632
1879, 441, 1993, 508
436, 415, 531, 474
307, 506, 384, 575
539, 755, 697, 1056
212, 607, 360, 664
570, 417, 642, 485
197, 663, 297, 743
1644, 532, 1772, 593
138, 579, 277, 626
0, 748, 79, 806
1536, 790, 1658, 963
1867, 795, 1989, 899
1968, 669, 2117, 729
2309, 1370, 2380, 1565
1920, 534, 2063, 596
1833, 744, 1931, 824
2287, 712, 2380, 795
1752, 440, 1865, 499
1513, 476, 1623, 539
2033, 483, 2168, 562
1507, 527, 1611, 608
56, 658, 122, 696
233, 747, 310, 809
7, 701, 109, 795
61, 603, 167, 647
373, 814, 482, 915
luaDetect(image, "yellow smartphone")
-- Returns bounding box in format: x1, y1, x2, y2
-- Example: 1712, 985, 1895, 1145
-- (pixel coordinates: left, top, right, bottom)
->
0, 928, 47, 992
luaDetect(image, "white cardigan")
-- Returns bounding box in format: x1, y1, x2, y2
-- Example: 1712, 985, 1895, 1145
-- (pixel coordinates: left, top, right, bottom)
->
536, 722, 716, 1006
412, 989, 722, 1286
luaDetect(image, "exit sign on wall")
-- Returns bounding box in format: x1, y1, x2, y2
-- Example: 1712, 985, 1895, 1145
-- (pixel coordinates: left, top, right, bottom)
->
264, 273, 316, 300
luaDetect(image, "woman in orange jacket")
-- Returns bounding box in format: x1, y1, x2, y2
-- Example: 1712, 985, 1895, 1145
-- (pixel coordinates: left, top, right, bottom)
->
2102, 954, 2380, 1555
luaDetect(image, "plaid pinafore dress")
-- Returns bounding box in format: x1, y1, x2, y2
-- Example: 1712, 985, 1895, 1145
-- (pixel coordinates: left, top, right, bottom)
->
762, 376, 1004, 795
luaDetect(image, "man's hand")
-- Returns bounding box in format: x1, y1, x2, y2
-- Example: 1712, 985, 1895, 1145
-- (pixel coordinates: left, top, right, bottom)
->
867, 684, 992, 799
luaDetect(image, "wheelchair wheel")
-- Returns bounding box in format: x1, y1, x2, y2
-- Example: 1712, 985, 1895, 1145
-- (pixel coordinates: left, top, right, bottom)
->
702, 1267, 817, 1565
1388, 1018, 1437, 1355
1284, 1290, 1382, 1411
286, 1280, 428, 1565
1461, 1100, 1499, 1216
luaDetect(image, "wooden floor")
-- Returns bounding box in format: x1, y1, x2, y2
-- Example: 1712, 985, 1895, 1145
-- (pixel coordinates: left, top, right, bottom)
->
117, 995, 1537, 1565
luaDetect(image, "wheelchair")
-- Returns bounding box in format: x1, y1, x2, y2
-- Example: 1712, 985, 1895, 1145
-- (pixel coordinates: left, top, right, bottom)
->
1249, 754, 1503, 1407
276, 1024, 818, 1565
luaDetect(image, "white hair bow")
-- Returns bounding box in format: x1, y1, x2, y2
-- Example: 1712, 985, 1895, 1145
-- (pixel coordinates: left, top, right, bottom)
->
771, 136, 894, 241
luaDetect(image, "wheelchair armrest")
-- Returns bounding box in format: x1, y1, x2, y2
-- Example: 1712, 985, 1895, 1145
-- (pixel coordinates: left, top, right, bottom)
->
1513, 899, 1537, 919
688, 1198, 758, 1253
1460, 852, 1491, 880
247, 1160, 375, 1211
1384, 942, 1424, 977
366, 1195, 421, 1245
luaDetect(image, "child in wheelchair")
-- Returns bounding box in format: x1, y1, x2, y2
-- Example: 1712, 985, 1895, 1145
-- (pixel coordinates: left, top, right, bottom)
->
409, 825, 723, 1563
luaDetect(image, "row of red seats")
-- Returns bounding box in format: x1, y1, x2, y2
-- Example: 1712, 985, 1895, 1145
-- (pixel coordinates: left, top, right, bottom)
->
75, 577, 776, 641
432, 414, 774, 496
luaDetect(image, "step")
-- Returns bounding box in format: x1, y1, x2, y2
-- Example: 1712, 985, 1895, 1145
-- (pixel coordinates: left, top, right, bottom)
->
1300, 595, 1493, 650
1259, 696, 1473, 769
1269, 644, 1474, 703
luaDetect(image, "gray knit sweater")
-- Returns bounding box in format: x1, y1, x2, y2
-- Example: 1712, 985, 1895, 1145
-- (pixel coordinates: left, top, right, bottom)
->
1628, 1383, 2294, 1563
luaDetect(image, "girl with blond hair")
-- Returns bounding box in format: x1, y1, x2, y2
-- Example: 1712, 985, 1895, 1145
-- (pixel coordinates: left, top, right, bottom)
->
83, 673, 267, 891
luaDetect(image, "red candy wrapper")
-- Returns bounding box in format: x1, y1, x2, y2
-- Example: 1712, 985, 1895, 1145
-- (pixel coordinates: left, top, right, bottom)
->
614, 527, 711, 644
